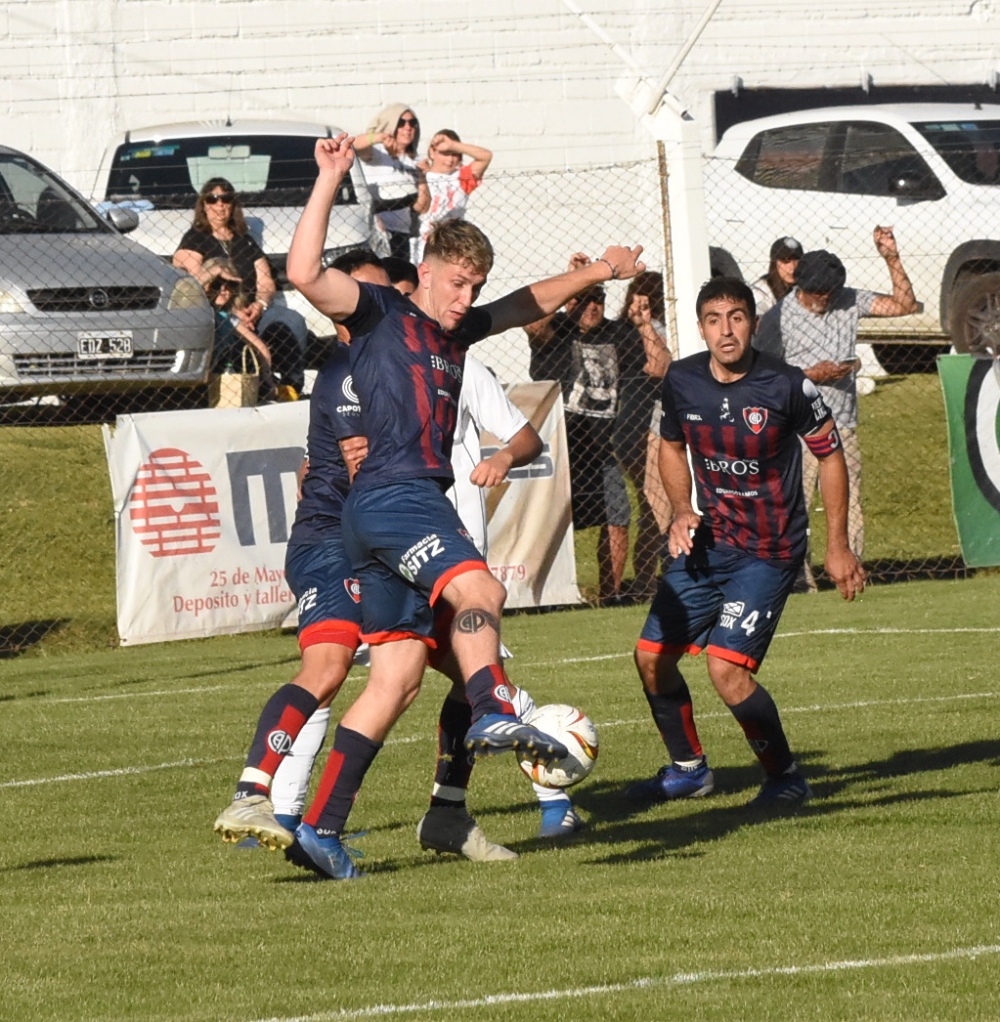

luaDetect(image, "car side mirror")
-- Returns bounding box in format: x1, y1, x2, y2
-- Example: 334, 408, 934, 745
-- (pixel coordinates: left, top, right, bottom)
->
105, 205, 140, 233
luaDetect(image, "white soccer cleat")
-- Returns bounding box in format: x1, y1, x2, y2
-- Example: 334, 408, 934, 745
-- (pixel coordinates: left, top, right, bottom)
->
213, 794, 294, 851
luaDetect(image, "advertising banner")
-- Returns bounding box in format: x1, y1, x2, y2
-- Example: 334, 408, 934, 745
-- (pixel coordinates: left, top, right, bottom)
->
937, 354, 1000, 567
104, 385, 579, 645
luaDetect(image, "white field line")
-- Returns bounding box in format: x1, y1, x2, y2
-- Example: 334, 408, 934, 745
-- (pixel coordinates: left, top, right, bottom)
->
247, 943, 1000, 1022
8, 626, 999, 712
4, 689, 998, 791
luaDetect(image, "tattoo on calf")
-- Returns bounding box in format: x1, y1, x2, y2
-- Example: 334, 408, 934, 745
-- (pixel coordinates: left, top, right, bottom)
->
453, 609, 500, 636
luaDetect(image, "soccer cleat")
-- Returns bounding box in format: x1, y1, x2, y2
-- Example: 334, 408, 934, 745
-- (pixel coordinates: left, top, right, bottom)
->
464, 713, 569, 763
213, 795, 294, 851
417, 804, 518, 862
627, 759, 715, 803
294, 823, 364, 880
748, 770, 813, 809
537, 799, 585, 838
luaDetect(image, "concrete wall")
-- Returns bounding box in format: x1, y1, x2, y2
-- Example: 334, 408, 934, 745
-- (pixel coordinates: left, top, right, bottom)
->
2, 1, 998, 192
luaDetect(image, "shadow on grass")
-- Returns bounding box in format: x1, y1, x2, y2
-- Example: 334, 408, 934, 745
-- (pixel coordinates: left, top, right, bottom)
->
6, 855, 118, 872
0, 619, 69, 659
481, 739, 1000, 865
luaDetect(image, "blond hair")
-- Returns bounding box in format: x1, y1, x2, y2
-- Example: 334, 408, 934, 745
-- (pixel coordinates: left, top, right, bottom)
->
424, 219, 494, 276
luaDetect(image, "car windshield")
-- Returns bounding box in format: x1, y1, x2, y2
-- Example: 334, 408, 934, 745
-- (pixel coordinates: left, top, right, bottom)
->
104, 134, 358, 209
0, 153, 105, 234
913, 119, 1000, 185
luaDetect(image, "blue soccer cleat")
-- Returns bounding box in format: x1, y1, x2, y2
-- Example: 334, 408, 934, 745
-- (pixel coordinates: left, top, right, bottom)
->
537, 799, 585, 838
465, 713, 568, 763
294, 823, 364, 880
627, 759, 715, 803
748, 769, 812, 809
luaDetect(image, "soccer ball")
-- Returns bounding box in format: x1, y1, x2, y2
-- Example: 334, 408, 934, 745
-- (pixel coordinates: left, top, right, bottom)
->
517, 703, 599, 788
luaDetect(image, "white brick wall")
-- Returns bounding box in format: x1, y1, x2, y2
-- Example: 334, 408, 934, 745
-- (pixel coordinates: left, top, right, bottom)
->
1, 1, 997, 190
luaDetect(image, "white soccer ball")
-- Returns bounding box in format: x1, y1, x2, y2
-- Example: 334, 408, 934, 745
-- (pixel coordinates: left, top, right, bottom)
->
517, 703, 599, 789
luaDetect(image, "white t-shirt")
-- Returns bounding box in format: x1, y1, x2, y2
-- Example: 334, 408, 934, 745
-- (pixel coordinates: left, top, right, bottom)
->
447, 354, 528, 556
414, 164, 480, 262
362, 144, 420, 235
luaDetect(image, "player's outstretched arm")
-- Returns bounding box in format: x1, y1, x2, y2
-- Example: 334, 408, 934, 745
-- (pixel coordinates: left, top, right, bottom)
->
469, 422, 542, 488
814, 435, 867, 600
482, 245, 645, 335
287, 136, 362, 322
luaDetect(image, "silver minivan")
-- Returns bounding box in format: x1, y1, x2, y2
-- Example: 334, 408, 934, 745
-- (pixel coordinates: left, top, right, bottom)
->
92, 119, 389, 346
0, 144, 213, 402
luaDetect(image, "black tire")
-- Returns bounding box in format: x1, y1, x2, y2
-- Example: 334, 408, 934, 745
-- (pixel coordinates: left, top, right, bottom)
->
949, 272, 1000, 355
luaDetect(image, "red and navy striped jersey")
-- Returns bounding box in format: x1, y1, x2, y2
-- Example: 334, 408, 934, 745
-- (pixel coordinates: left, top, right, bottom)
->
660, 350, 834, 564
290, 343, 358, 543
344, 283, 492, 491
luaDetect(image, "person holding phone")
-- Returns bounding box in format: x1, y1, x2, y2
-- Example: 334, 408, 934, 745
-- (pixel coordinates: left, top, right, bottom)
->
754, 227, 919, 590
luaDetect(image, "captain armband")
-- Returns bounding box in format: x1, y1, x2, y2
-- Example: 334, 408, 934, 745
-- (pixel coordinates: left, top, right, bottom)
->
804, 425, 842, 458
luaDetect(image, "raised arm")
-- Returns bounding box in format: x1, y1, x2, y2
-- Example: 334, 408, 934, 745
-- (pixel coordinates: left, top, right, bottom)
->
868, 226, 919, 317
285, 136, 362, 322
482, 245, 645, 336
433, 134, 493, 181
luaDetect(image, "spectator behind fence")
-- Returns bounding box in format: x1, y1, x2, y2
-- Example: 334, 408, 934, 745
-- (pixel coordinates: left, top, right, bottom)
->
202, 258, 276, 401
613, 271, 672, 599
750, 236, 803, 318
413, 130, 493, 263
354, 103, 428, 259
525, 253, 632, 605
755, 226, 919, 591
173, 178, 307, 396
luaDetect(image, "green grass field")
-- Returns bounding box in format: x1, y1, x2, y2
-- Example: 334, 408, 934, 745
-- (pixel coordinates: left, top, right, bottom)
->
3, 574, 1000, 1022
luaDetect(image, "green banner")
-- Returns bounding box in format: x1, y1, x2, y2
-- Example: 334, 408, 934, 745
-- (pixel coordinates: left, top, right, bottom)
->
938, 354, 1000, 567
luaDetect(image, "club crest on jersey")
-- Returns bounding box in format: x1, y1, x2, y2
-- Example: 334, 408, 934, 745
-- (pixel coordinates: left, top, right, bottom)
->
743, 407, 767, 434
343, 578, 361, 604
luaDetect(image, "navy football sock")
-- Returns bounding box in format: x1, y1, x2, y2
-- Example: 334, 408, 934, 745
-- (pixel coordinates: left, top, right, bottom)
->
303, 725, 382, 835
465, 664, 516, 722
430, 695, 474, 805
644, 682, 704, 763
235, 684, 319, 797
728, 684, 795, 776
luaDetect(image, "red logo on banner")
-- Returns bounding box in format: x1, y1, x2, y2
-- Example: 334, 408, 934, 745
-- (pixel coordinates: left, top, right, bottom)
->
344, 578, 362, 604
128, 447, 222, 557
743, 407, 767, 434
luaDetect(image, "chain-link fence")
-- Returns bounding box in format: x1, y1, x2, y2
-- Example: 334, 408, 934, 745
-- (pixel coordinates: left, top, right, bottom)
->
0, 138, 976, 655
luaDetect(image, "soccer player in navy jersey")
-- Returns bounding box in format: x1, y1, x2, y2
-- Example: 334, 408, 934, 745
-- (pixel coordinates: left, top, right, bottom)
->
630, 277, 867, 808
283, 134, 643, 878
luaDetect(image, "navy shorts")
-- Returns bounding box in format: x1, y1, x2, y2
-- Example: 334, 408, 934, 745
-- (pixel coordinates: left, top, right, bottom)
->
341, 479, 488, 644
637, 543, 798, 672
284, 538, 362, 652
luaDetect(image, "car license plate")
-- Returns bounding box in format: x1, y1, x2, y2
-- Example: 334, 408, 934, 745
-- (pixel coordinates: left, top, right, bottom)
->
77, 330, 134, 359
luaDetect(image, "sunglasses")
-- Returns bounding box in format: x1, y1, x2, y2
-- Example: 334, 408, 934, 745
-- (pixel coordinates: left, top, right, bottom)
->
397, 117, 418, 127
208, 277, 241, 297
583, 294, 606, 305
204, 193, 235, 205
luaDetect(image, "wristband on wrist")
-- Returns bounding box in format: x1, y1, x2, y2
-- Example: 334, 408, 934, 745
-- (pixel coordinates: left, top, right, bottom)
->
596, 256, 618, 280
256, 299, 269, 311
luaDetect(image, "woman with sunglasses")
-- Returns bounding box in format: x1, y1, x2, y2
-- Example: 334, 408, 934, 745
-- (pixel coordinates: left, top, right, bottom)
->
354, 103, 429, 259
174, 178, 306, 396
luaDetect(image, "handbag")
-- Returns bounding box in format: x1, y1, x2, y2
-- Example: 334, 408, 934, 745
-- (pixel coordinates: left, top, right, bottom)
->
209, 344, 260, 409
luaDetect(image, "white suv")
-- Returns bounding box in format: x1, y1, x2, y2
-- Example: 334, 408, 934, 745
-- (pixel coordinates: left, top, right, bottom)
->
92, 119, 389, 346
706, 103, 1000, 359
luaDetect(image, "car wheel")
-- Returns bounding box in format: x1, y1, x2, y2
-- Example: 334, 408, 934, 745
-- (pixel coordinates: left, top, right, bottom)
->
950, 272, 1000, 355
